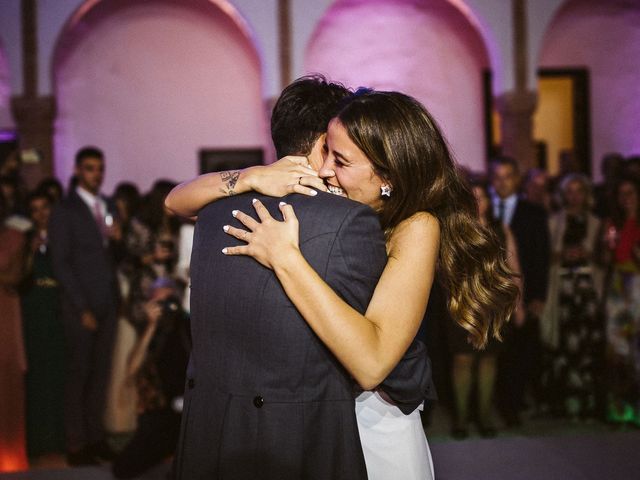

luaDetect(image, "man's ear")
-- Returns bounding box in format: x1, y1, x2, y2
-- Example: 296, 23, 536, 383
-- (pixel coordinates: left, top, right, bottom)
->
307, 134, 327, 172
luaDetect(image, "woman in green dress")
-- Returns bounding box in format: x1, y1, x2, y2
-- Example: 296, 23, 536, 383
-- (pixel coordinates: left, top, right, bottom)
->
21, 191, 66, 459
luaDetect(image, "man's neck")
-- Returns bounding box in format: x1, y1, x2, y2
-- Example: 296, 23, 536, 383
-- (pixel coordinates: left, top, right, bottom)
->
77, 185, 99, 199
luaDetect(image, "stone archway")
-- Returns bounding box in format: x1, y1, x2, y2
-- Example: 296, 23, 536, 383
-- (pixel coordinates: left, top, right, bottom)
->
305, 0, 491, 171
52, 0, 267, 192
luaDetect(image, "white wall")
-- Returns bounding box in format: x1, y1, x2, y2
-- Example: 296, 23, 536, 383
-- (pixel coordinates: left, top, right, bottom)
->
53, 0, 268, 193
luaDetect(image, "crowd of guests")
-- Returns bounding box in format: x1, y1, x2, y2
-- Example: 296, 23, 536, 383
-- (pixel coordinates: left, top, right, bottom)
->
436, 152, 640, 439
1, 145, 640, 473
0, 147, 191, 477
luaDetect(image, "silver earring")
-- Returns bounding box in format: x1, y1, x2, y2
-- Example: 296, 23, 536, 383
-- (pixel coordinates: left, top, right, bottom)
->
381, 185, 392, 197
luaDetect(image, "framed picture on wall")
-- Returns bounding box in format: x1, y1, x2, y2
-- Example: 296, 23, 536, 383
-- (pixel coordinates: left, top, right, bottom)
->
199, 148, 264, 174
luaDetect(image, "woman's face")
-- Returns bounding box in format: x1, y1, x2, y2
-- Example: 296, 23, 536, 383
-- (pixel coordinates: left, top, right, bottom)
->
618, 181, 638, 214
472, 186, 489, 219
564, 180, 587, 210
319, 119, 386, 210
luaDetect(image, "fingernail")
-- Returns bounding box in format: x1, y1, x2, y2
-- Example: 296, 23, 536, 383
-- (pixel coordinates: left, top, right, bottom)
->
252, 198, 257, 204
310, 190, 318, 196
279, 202, 286, 207
222, 248, 228, 254
223, 225, 229, 232
232, 210, 239, 217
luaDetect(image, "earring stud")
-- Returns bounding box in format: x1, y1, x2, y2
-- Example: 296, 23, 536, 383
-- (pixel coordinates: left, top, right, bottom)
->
381, 185, 392, 197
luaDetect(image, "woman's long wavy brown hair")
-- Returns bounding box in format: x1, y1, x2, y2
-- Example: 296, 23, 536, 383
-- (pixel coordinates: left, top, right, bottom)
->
336, 91, 519, 348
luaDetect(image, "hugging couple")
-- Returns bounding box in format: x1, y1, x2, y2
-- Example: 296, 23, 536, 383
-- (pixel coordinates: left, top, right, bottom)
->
166, 75, 518, 479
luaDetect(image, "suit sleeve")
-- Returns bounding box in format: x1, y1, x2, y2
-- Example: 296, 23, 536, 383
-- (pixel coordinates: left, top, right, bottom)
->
327, 204, 434, 413
49, 205, 89, 312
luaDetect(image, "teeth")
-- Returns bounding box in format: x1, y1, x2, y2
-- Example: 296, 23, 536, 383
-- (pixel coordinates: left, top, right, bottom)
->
327, 185, 345, 196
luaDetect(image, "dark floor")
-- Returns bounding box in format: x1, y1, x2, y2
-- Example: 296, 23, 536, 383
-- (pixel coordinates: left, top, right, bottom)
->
2, 408, 639, 479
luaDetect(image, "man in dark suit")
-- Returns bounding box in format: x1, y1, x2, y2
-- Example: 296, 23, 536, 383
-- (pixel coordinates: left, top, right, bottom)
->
175, 76, 433, 479
490, 156, 551, 425
49, 147, 119, 465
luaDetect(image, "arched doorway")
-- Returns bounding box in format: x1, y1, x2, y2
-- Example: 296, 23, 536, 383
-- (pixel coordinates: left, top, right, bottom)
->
539, 0, 640, 179
52, 0, 267, 193
306, 0, 491, 171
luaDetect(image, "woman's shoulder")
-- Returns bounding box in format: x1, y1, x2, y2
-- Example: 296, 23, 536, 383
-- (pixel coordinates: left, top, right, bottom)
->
389, 212, 440, 252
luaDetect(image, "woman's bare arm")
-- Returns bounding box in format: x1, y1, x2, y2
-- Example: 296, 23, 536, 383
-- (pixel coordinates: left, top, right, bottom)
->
164, 156, 326, 218
224, 203, 439, 390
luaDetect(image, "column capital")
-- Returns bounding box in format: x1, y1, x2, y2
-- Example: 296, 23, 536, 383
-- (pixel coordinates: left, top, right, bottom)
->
495, 90, 537, 117
10, 95, 56, 178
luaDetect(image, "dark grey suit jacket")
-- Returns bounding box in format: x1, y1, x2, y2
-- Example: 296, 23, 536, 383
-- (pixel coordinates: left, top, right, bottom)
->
176, 191, 435, 479
49, 189, 117, 318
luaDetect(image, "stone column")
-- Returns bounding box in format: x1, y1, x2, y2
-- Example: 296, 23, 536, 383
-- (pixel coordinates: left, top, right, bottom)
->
495, 0, 538, 170
11, 0, 56, 180
278, 0, 292, 89
495, 90, 537, 170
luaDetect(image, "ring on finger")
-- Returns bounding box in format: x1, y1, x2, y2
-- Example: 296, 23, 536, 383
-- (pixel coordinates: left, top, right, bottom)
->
298, 176, 302, 185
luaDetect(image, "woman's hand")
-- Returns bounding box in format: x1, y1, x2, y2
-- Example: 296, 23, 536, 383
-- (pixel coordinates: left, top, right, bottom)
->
244, 156, 327, 197
222, 199, 301, 270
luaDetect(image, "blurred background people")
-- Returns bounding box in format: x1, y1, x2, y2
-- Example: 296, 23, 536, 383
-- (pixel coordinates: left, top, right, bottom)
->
104, 182, 149, 440
447, 179, 525, 439
490, 156, 551, 426
49, 147, 120, 465
0, 193, 28, 472
111, 277, 190, 479
540, 174, 603, 420
21, 191, 66, 462
602, 178, 640, 426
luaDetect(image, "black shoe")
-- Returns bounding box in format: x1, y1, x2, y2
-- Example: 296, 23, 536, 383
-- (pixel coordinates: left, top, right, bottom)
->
88, 440, 116, 462
66, 447, 100, 467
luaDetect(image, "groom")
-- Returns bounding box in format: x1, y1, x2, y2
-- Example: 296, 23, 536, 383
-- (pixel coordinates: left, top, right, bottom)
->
175, 76, 432, 479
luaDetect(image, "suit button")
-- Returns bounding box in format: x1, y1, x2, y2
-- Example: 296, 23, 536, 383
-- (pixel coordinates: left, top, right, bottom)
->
253, 396, 264, 408
188, 379, 195, 389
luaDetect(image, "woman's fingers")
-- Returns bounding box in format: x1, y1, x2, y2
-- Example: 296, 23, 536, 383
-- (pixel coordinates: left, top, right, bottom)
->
223, 225, 251, 243
232, 209, 259, 230
300, 176, 327, 191
222, 245, 251, 256
252, 198, 273, 222
283, 155, 311, 166
278, 202, 298, 223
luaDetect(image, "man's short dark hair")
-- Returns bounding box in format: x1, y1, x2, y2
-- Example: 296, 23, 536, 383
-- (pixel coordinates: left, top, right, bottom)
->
75, 146, 104, 167
489, 155, 520, 176
270, 75, 351, 158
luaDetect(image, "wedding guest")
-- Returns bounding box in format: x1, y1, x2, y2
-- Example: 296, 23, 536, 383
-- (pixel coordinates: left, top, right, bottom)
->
0, 193, 28, 472
49, 146, 120, 465
448, 179, 524, 438
541, 174, 603, 419
21, 191, 66, 460
602, 179, 640, 426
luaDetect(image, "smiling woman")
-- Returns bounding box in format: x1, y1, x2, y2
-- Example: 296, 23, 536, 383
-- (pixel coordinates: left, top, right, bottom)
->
320, 118, 387, 211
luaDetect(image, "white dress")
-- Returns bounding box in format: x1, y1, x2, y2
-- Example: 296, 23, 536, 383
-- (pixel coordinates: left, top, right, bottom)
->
356, 391, 435, 480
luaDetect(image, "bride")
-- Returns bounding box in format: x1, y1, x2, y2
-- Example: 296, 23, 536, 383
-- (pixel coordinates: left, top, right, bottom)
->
166, 88, 518, 479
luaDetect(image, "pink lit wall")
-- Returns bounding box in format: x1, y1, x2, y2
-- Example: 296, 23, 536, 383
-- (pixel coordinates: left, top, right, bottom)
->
53, 0, 268, 193
305, 0, 490, 171
540, 0, 640, 180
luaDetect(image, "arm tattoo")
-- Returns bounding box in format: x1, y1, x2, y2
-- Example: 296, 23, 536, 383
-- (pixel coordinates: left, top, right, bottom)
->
220, 170, 240, 196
